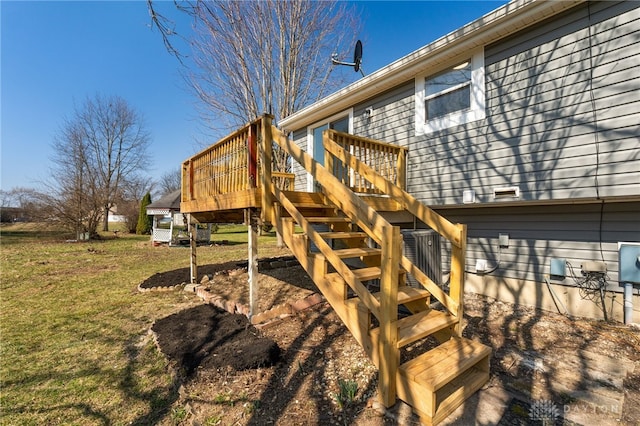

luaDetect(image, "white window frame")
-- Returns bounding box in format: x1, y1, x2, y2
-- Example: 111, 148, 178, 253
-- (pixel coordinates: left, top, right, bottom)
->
415, 48, 485, 135
306, 109, 353, 191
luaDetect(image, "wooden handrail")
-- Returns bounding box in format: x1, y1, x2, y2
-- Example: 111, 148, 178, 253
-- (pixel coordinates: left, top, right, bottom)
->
324, 129, 407, 193
323, 131, 463, 248
323, 130, 466, 321
270, 125, 401, 318
271, 125, 391, 245
271, 123, 405, 406
271, 172, 295, 191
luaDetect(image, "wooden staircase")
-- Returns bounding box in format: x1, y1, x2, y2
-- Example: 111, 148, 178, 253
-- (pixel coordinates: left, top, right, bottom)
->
273, 188, 491, 425
181, 116, 491, 425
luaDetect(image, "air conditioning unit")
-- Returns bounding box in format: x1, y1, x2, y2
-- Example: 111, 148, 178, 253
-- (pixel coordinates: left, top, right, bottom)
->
401, 229, 442, 287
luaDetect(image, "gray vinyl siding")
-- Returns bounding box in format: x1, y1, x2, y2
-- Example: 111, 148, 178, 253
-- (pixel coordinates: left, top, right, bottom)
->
395, 0, 639, 206
353, 81, 415, 145
433, 201, 640, 291
285, 1, 639, 298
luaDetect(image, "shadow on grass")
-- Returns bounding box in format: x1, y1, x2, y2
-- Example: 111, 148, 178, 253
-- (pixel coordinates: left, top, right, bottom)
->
121, 334, 182, 426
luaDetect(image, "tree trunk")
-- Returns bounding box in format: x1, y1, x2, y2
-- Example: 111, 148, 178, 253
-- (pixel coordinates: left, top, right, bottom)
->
103, 205, 110, 232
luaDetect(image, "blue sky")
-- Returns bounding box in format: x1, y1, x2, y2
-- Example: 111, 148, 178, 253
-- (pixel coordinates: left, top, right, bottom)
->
1, 1, 505, 192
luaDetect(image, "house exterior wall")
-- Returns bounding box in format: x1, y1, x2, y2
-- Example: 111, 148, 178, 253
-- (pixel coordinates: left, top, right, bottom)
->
437, 202, 639, 289
353, 1, 639, 206
286, 1, 640, 320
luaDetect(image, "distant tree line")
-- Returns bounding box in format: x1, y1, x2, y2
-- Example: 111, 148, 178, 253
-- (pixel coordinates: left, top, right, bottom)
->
0, 94, 183, 238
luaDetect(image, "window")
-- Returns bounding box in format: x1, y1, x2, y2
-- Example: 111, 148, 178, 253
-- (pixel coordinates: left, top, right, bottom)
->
415, 49, 485, 135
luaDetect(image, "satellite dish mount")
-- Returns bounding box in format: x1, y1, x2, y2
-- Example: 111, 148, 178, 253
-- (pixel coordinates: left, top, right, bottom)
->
331, 40, 364, 77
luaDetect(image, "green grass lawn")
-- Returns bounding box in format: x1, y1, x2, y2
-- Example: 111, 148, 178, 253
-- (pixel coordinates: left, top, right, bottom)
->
0, 223, 288, 425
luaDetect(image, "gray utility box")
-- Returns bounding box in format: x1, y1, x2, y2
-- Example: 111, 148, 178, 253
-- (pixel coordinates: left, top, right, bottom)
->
619, 243, 640, 284
401, 229, 442, 287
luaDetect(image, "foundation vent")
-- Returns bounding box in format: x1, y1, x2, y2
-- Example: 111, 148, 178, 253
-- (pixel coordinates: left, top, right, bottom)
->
493, 186, 520, 200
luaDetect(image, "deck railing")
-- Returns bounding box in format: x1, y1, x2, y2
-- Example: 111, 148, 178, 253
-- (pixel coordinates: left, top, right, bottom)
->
324, 130, 407, 194
182, 118, 258, 203
181, 117, 293, 206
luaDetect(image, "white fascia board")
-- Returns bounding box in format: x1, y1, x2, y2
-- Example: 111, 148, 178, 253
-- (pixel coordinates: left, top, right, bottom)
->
279, 0, 584, 132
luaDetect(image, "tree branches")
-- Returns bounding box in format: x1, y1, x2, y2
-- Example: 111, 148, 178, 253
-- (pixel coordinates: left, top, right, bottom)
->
148, 0, 361, 133
47, 94, 151, 236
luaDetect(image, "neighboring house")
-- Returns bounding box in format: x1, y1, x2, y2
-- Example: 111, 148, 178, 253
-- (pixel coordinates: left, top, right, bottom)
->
146, 190, 212, 245
279, 0, 640, 321
146, 190, 183, 244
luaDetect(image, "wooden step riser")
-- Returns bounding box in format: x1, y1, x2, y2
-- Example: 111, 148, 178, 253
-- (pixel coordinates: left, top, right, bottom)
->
400, 338, 491, 391
397, 338, 491, 423
280, 208, 337, 218
369, 310, 458, 349
281, 191, 327, 204
282, 217, 352, 225
397, 365, 489, 425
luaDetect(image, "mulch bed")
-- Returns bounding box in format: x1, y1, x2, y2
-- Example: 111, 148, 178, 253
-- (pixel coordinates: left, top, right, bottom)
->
138, 256, 299, 290
151, 304, 281, 376
139, 261, 243, 289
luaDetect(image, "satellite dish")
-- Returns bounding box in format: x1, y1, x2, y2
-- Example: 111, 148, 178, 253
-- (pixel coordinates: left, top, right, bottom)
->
331, 40, 365, 77
354, 40, 362, 73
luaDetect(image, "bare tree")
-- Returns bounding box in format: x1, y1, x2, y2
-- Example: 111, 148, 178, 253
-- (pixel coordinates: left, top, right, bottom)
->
149, 0, 362, 132
48, 94, 151, 236
159, 168, 182, 195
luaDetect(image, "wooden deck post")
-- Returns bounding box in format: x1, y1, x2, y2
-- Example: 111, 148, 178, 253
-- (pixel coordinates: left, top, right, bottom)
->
449, 223, 467, 336
188, 215, 197, 284
396, 149, 407, 191
246, 209, 259, 317
260, 115, 274, 225
379, 224, 400, 407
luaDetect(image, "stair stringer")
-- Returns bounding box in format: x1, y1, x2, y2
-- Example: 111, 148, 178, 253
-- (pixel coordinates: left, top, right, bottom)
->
278, 214, 381, 367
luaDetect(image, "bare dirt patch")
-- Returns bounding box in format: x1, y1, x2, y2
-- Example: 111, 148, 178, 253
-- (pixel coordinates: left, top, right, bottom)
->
144, 260, 640, 425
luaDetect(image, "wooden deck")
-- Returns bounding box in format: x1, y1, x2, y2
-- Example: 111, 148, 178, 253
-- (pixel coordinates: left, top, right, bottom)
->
180, 115, 490, 425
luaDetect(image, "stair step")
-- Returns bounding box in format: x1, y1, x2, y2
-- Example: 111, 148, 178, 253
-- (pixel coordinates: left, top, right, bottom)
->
325, 266, 396, 286
346, 285, 428, 304
317, 231, 368, 240
282, 190, 325, 204
374, 286, 430, 305
370, 309, 457, 348
332, 247, 381, 259
351, 266, 386, 281
396, 338, 490, 424
344, 285, 430, 313
399, 337, 491, 392
291, 202, 333, 209
284, 216, 351, 224
327, 266, 407, 283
